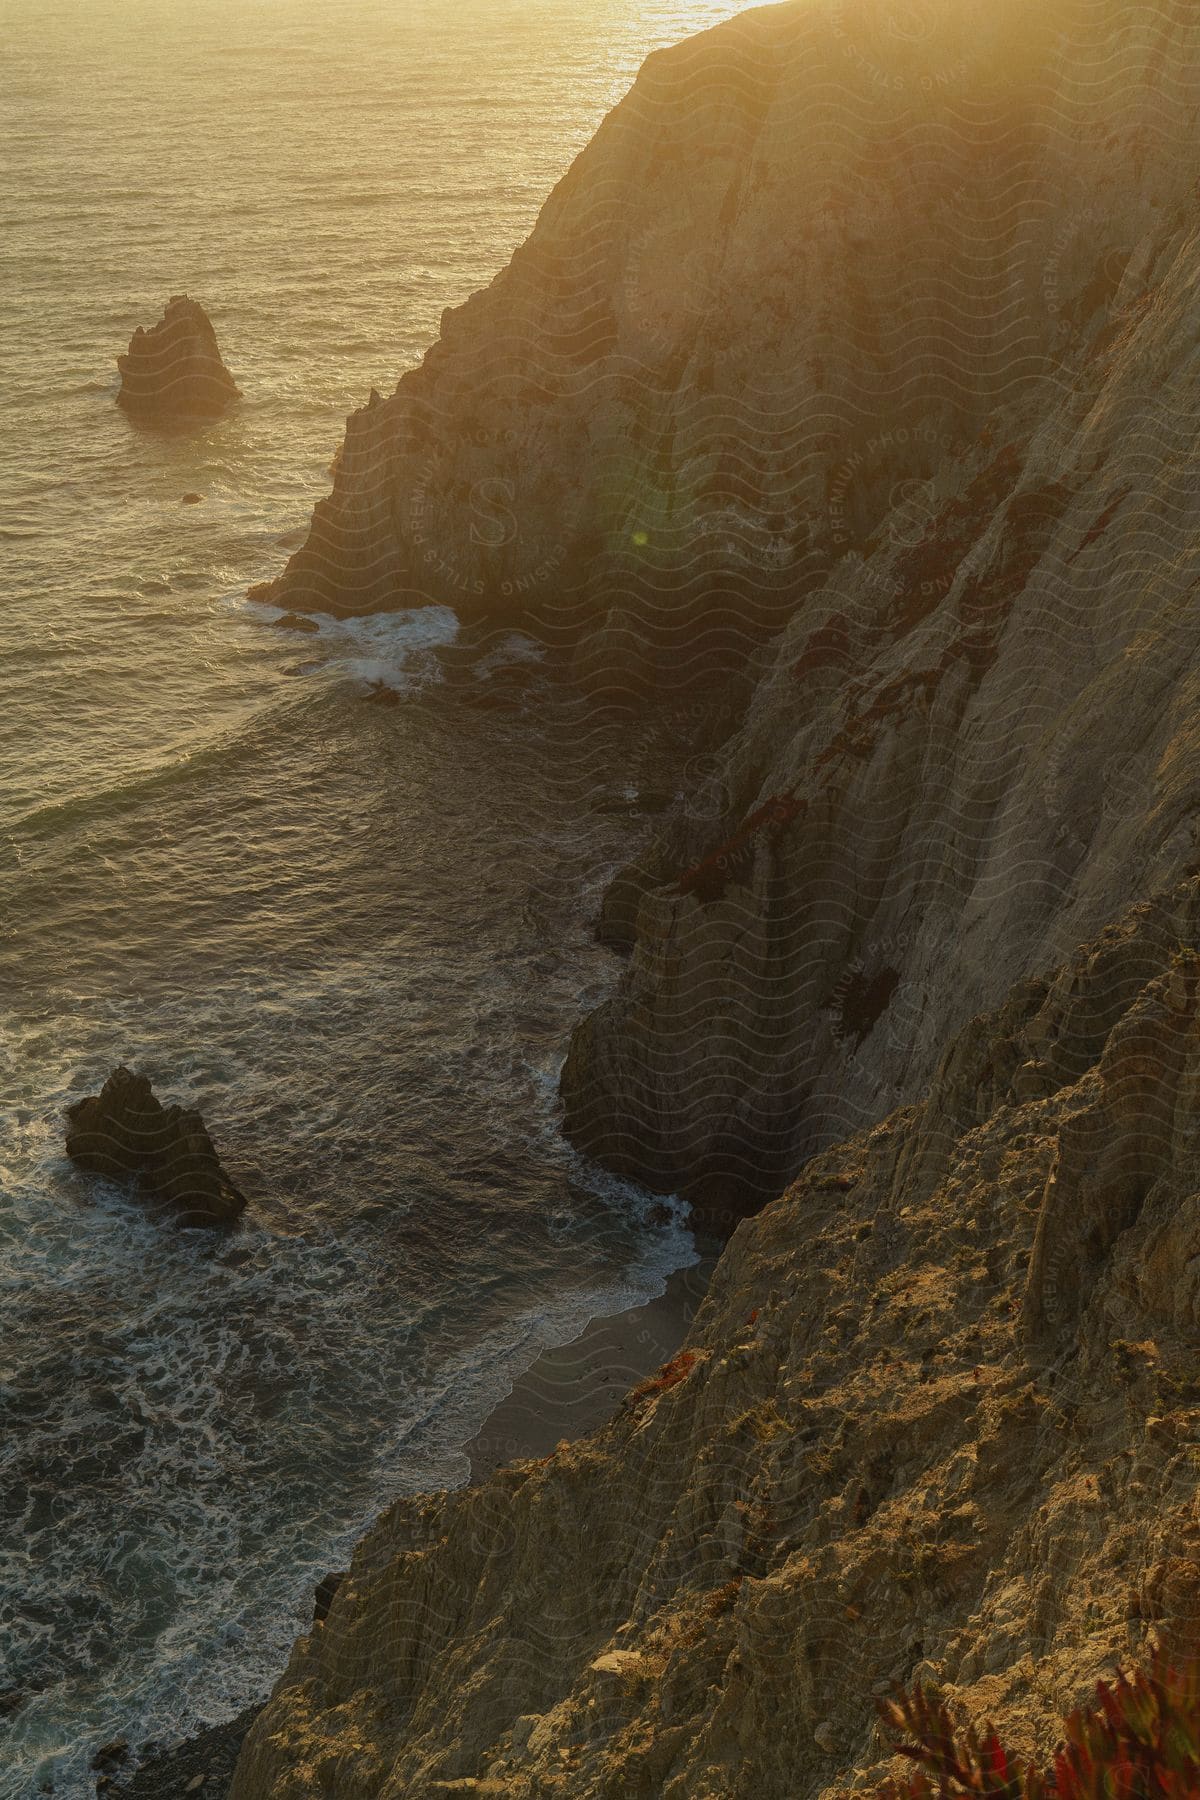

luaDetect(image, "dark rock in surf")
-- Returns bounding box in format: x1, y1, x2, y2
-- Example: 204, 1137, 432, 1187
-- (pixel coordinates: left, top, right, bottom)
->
181, 492, 204, 505
89, 1739, 129, 1774
312, 1571, 346, 1625
273, 611, 320, 634
66, 1066, 246, 1229
117, 296, 241, 420
117, 1705, 262, 1799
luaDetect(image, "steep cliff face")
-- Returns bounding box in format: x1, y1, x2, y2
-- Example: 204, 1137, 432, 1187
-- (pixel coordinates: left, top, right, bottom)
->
562, 204, 1200, 1212
232, 877, 1200, 1798
254, 0, 1199, 696
226, 5, 1200, 1794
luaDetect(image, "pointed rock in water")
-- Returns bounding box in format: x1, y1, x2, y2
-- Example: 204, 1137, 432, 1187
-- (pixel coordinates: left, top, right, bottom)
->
66, 1066, 246, 1228
116, 295, 241, 419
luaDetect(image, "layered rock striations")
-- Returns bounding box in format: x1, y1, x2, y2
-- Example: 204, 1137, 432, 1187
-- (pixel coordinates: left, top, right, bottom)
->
561, 201, 1200, 1212
233, 878, 1200, 1797
117, 295, 241, 419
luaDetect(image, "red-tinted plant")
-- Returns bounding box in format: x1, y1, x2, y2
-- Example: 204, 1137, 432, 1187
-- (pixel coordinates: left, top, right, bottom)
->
876, 1651, 1200, 1798
629, 1350, 698, 1405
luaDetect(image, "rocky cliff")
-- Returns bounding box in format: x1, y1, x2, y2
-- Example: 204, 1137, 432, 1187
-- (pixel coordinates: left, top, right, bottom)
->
561, 195, 1200, 1213
228, 1, 1200, 1794
251, 0, 1200, 690
233, 876, 1200, 1797
252, 0, 1200, 1192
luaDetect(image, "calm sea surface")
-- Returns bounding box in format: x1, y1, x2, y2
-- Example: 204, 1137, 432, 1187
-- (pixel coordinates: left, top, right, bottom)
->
0, 1, 747, 1790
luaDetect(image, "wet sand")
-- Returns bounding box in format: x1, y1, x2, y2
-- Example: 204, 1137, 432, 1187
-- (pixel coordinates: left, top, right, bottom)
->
465, 1253, 716, 1481
118, 1254, 715, 1794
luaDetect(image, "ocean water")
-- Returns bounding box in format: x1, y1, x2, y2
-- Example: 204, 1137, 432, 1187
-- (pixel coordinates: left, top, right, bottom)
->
0, 1, 749, 1791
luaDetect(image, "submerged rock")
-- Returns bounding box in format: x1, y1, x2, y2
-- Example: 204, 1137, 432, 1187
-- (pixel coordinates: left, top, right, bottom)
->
120, 1706, 262, 1799
89, 1739, 129, 1774
66, 1066, 246, 1228
117, 296, 240, 419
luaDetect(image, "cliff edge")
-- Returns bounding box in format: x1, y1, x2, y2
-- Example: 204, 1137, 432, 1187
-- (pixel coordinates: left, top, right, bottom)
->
229, 0, 1200, 1793
251, 0, 1198, 694
233, 878, 1200, 1796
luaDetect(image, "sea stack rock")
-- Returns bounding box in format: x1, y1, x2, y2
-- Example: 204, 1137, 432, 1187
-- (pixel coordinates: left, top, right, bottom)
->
116, 295, 240, 419
66, 1066, 246, 1228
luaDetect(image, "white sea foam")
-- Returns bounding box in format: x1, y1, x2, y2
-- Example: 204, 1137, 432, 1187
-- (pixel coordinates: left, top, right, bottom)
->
2, 0, 746, 1787
242, 600, 461, 693
473, 633, 547, 679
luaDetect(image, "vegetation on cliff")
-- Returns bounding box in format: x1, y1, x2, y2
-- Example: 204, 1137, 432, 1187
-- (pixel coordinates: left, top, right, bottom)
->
879, 1653, 1200, 1799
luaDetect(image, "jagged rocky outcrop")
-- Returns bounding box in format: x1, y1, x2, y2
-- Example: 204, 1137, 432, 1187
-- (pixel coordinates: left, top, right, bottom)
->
224, 1, 1200, 1793
66, 1066, 246, 1228
232, 877, 1200, 1797
561, 199, 1200, 1215
117, 295, 241, 419
252, 0, 1199, 699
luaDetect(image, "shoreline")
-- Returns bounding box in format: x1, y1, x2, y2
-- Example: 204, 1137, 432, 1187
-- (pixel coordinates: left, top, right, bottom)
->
116, 1253, 717, 1797
464, 1252, 717, 1482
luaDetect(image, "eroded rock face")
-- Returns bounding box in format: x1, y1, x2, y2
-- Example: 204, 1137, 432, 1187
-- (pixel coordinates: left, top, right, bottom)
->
560, 199, 1200, 1214
231, 877, 1200, 1798
251, 0, 1199, 696
248, 0, 1200, 1220
224, 2, 1200, 1791
117, 295, 241, 419
66, 1066, 246, 1228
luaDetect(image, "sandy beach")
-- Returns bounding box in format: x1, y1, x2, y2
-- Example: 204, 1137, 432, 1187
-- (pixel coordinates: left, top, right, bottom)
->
465, 1253, 717, 1481
119, 1252, 715, 1795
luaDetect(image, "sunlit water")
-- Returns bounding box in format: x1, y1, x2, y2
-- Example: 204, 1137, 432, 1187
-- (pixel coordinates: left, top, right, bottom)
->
0, 1, 750, 1791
